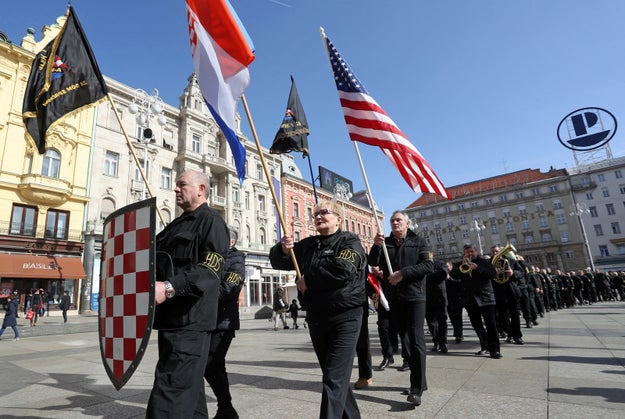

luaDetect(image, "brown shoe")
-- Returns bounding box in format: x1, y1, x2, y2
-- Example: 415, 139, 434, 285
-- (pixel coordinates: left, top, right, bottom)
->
354, 378, 373, 389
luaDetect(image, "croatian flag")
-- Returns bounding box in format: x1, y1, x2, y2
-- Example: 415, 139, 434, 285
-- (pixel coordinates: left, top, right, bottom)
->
186, 0, 255, 184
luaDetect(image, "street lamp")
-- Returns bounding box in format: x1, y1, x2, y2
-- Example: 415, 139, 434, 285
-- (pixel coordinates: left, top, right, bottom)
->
470, 219, 486, 255
128, 88, 167, 200
333, 183, 352, 230
569, 203, 595, 271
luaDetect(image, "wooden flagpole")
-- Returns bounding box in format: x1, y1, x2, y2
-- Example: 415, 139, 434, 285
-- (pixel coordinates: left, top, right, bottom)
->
241, 94, 302, 279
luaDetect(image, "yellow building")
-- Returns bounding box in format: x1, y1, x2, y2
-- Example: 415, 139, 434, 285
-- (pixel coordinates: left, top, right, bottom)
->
0, 17, 91, 313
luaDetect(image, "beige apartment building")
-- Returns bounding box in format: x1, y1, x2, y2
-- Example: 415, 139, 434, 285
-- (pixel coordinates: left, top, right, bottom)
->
406, 167, 587, 271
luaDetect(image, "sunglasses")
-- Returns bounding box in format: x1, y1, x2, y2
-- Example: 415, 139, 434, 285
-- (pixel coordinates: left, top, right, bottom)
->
313, 209, 336, 218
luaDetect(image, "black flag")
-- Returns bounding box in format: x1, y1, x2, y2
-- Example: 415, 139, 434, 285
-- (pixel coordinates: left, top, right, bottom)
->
270, 76, 309, 156
22, 6, 108, 154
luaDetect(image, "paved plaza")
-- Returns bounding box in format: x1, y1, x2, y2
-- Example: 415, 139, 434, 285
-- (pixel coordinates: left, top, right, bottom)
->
0, 301, 624, 418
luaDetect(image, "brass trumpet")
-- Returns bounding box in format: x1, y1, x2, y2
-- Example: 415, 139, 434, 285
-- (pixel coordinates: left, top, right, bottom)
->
459, 258, 473, 275
492, 242, 517, 284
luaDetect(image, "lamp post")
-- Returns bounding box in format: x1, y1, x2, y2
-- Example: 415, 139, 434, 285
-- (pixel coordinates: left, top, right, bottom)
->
570, 203, 595, 271
471, 219, 486, 255
333, 183, 352, 230
128, 88, 167, 200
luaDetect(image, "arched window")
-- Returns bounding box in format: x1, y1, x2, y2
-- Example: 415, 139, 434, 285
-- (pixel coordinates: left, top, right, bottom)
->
42, 149, 61, 178
100, 197, 116, 220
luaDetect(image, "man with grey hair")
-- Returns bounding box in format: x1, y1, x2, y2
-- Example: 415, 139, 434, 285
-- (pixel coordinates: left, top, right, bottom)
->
368, 210, 433, 407
147, 169, 230, 418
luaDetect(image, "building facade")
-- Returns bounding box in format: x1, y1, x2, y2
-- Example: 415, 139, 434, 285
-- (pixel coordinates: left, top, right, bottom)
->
406, 161, 625, 273
568, 156, 625, 271
0, 21, 89, 313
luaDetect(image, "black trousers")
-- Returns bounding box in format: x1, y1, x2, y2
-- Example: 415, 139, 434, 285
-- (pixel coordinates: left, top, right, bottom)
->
308, 307, 362, 419
390, 299, 427, 396
446, 305, 464, 339
147, 329, 211, 418
376, 306, 398, 359
355, 306, 372, 380
204, 330, 235, 409
465, 303, 500, 354
425, 303, 448, 345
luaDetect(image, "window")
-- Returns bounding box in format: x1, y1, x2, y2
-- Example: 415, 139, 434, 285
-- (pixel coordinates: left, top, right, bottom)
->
42, 149, 61, 178
161, 167, 172, 189
586, 192, 594, 200
135, 158, 149, 181
104, 151, 119, 176
499, 195, 507, 203
485, 198, 493, 205
505, 221, 514, 233
256, 164, 263, 180
602, 187, 610, 198
606, 203, 615, 215
553, 200, 563, 209
294, 231, 300, 242
594, 224, 604, 236
599, 245, 609, 257
293, 202, 299, 218
471, 201, 479, 208
589, 206, 598, 217
611, 222, 621, 234
542, 232, 552, 242
245, 192, 250, 209
459, 215, 467, 225
518, 206, 527, 215
619, 184, 625, 194
515, 192, 524, 199
532, 188, 540, 196
258, 195, 266, 212
259, 228, 266, 245
10, 205, 37, 236
549, 185, 558, 193
521, 221, 531, 230
525, 235, 534, 244
232, 187, 239, 203
192, 134, 201, 153
556, 214, 567, 224
538, 216, 548, 228
616, 243, 625, 255
490, 225, 499, 234
45, 210, 69, 239
446, 220, 454, 228
561, 231, 570, 242
616, 169, 623, 179
564, 250, 574, 259
503, 209, 512, 218
462, 229, 469, 239
597, 173, 606, 182
535, 202, 545, 212
445, 206, 451, 213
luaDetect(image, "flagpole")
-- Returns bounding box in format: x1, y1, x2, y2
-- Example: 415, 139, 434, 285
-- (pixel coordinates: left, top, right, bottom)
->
306, 155, 318, 204
107, 94, 167, 227
319, 27, 394, 274
241, 94, 302, 279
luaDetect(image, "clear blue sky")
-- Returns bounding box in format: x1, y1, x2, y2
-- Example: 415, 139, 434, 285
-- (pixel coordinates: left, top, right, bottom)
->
4, 1, 625, 224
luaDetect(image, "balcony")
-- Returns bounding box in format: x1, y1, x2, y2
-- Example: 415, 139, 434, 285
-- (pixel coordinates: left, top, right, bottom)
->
211, 194, 226, 207
17, 174, 72, 206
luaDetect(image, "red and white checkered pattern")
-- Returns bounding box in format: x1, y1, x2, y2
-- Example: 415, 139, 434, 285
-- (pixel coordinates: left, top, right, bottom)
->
99, 204, 153, 388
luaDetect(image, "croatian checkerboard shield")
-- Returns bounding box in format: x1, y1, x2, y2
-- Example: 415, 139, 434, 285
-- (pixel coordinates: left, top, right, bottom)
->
99, 197, 156, 390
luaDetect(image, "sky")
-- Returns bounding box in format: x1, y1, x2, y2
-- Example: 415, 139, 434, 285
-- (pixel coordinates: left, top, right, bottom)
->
4, 0, 625, 224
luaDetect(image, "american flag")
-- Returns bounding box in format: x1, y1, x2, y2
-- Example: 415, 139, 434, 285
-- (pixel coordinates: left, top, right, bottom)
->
323, 33, 451, 200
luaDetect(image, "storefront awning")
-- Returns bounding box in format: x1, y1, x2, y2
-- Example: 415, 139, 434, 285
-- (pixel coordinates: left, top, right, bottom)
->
0, 253, 86, 279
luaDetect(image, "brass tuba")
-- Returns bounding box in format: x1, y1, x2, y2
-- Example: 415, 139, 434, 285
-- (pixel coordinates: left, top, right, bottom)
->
492, 243, 517, 284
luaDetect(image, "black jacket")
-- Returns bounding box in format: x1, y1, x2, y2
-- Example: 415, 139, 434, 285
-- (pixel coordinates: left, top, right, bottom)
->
153, 202, 230, 331
270, 230, 366, 317
215, 247, 245, 331
426, 259, 448, 307
367, 229, 433, 302
450, 256, 497, 308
